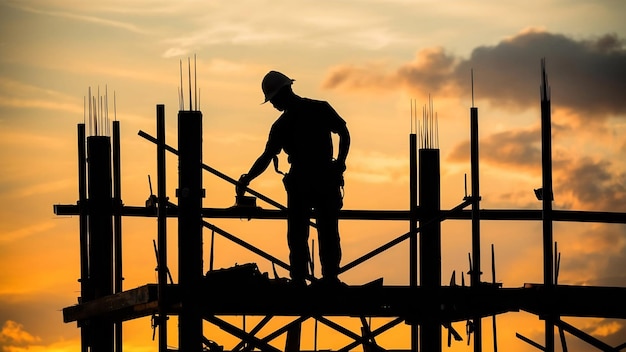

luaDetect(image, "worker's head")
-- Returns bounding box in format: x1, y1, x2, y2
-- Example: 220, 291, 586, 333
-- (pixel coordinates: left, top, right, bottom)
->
262, 71, 294, 107
268, 85, 294, 112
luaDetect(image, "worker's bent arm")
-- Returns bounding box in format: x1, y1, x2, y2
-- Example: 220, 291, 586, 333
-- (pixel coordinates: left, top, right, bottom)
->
336, 123, 350, 167
244, 150, 275, 182
237, 150, 274, 196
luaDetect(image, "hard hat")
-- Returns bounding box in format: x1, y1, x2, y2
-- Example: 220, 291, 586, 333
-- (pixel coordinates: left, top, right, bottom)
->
261, 71, 294, 103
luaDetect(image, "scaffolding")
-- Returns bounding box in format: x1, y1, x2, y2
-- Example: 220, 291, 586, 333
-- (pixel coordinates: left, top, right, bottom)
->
55, 60, 626, 351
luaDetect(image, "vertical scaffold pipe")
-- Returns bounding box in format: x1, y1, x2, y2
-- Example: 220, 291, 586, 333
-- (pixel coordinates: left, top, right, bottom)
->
540, 58, 555, 352
177, 109, 204, 351
87, 135, 114, 351
470, 105, 482, 352
156, 104, 168, 352
419, 147, 441, 352
77, 124, 89, 352
409, 133, 419, 351
112, 120, 123, 352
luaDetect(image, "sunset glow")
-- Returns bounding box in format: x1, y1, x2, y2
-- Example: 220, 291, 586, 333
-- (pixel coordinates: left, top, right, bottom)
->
1, 1, 625, 351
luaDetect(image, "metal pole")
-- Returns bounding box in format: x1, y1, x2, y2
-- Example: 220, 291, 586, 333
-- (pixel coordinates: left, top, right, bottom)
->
177, 110, 204, 351
77, 124, 89, 352
419, 148, 441, 352
156, 104, 168, 352
409, 133, 419, 351
112, 121, 123, 352
87, 135, 114, 351
540, 58, 555, 352
470, 105, 482, 352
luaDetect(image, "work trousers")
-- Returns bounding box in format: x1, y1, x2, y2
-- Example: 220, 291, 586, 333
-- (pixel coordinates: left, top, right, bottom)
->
284, 172, 343, 283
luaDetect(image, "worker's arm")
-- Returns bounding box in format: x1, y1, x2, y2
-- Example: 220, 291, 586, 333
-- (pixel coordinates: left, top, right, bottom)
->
335, 122, 350, 171
237, 149, 276, 196
237, 118, 283, 196
245, 150, 275, 180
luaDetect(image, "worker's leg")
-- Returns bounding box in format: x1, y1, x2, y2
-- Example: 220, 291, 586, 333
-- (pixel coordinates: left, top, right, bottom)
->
315, 183, 343, 281
316, 208, 341, 281
286, 186, 311, 284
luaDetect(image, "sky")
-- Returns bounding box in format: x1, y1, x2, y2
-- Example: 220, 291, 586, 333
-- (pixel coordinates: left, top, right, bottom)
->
1, 0, 625, 351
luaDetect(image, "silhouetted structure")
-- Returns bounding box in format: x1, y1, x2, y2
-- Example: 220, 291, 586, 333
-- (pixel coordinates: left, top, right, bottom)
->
55, 60, 626, 352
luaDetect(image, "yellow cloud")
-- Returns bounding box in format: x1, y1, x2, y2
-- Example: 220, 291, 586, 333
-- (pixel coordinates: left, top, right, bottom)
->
348, 149, 409, 184
0, 97, 81, 115
0, 320, 40, 344
0, 221, 56, 244
590, 320, 622, 337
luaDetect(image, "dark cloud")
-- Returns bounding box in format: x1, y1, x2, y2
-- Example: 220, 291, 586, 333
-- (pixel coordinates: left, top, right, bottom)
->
323, 29, 626, 119
447, 126, 542, 171
448, 126, 626, 212
563, 224, 626, 283
556, 157, 626, 212
397, 47, 457, 94
455, 30, 626, 117
322, 47, 458, 94
564, 318, 626, 352
602, 247, 626, 287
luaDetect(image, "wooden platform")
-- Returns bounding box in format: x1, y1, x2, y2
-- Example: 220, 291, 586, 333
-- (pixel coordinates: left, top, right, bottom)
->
62, 282, 626, 324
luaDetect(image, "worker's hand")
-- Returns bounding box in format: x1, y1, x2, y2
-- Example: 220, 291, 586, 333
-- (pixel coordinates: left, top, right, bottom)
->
331, 160, 346, 174
236, 174, 250, 196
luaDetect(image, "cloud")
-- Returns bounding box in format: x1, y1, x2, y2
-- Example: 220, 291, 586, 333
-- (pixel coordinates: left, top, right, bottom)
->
8, 3, 150, 35
0, 78, 82, 116
161, 21, 296, 58
0, 221, 56, 244
448, 126, 626, 211
322, 61, 399, 93
0, 320, 41, 346
556, 157, 626, 211
323, 29, 626, 119
0, 325, 79, 352
448, 125, 542, 171
561, 223, 626, 276
158, 2, 410, 58
0, 96, 81, 115
456, 29, 626, 117
321, 48, 459, 95
590, 320, 622, 338
560, 318, 626, 351
348, 149, 409, 184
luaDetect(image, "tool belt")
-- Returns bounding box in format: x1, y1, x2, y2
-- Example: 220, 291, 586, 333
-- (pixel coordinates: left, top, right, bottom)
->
275, 156, 344, 194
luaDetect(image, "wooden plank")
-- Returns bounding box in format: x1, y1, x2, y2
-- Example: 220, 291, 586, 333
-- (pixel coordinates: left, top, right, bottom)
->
63, 284, 160, 322
62, 283, 626, 324
520, 284, 626, 319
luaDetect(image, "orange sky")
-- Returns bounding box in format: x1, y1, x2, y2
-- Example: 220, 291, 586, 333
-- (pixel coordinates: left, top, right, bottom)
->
1, 1, 625, 351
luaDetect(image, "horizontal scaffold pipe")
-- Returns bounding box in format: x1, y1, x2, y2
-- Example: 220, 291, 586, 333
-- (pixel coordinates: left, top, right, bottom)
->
54, 204, 626, 223
53, 130, 626, 224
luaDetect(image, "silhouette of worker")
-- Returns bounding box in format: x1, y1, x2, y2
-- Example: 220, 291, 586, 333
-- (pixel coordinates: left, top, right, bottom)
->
237, 70, 350, 287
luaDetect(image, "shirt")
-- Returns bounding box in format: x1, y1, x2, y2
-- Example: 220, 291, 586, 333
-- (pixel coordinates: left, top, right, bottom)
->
266, 97, 346, 177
